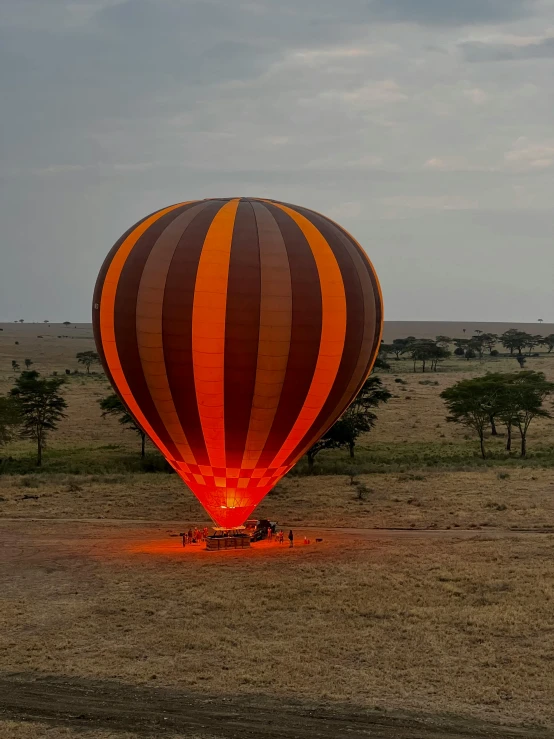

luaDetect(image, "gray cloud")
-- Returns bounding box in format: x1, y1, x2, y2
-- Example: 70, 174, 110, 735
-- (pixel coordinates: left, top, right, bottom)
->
461, 35, 554, 62
369, 0, 538, 26
1, 0, 554, 323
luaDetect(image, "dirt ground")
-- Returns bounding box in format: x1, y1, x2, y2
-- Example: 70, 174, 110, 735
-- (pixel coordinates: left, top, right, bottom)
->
2, 467, 554, 531
1, 520, 554, 735
0, 677, 549, 739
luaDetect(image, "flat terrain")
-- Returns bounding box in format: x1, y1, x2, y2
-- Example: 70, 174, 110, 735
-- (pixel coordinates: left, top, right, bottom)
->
1, 520, 554, 737
2, 323, 554, 736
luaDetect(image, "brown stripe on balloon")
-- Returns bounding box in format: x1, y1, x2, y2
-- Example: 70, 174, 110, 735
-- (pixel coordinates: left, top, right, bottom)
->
223, 200, 261, 468
280, 205, 366, 466
136, 201, 211, 466
255, 201, 322, 469
279, 200, 381, 402
114, 204, 196, 463
162, 200, 226, 467
240, 201, 293, 471
330, 221, 383, 396
93, 210, 159, 389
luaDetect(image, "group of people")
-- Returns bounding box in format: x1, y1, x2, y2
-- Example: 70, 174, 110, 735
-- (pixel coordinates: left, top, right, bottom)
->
267, 528, 287, 544
182, 527, 209, 545
268, 528, 297, 547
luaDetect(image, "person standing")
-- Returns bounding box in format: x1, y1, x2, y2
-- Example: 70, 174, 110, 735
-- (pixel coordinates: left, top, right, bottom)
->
288, 530, 294, 548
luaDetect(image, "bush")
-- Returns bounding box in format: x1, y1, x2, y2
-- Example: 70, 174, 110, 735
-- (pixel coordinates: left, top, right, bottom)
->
490, 349, 499, 357
465, 348, 477, 359
454, 347, 465, 356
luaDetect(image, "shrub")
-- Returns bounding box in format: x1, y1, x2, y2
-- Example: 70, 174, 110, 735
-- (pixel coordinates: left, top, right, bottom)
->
490, 349, 499, 357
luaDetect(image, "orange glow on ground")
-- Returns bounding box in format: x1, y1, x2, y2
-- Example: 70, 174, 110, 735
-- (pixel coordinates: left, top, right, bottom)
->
126, 535, 322, 557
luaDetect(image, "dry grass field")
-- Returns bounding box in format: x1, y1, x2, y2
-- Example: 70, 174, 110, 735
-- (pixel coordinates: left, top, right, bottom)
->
2, 321, 554, 530
2, 468, 554, 531
2, 322, 554, 736
1, 520, 554, 733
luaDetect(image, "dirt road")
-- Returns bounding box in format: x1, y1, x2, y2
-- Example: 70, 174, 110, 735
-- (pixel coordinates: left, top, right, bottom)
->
0, 674, 549, 739
1, 517, 550, 566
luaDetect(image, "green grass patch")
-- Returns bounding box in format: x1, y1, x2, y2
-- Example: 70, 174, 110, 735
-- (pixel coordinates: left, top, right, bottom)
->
3, 438, 554, 479
0, 447, 174, 475
290, 440, 554, 476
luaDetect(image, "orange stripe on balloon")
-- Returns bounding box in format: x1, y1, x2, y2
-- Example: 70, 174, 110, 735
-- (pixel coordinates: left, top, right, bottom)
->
265, 202, 347, 469
240, 201, 293, 470
99, 202, 188, 460
192, 199, 240, 470
136, 202, 208, 466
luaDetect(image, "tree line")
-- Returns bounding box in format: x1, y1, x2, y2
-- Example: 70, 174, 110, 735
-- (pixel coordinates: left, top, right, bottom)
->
379, 329, 554, 372
1, 348, 552, 469
0, 363, 393, 469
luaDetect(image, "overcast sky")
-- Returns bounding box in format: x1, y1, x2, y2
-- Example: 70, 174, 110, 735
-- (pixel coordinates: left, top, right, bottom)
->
1, 0, 553, 323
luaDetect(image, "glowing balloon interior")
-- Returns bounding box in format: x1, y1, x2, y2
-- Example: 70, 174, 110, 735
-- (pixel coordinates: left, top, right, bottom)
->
93, 198, 383, 527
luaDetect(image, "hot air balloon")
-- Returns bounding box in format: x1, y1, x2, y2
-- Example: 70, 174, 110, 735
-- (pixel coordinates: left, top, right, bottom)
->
93, 198, 383, 528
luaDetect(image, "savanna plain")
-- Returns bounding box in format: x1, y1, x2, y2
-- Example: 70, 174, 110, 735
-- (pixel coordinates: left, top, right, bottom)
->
1, 321, 554, 739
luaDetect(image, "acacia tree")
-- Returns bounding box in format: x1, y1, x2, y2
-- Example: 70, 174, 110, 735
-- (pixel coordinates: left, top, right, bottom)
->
468, 334, 487, 359
496, 371, 553, 457
525, 335, 544, 355
307, 420, 352, 472
24, 359, 33, 369
306, 376, 391, 471
9, 371, 67, 466
430, 344, 451, 371
501, 329, 530, 356
11, 360, 19, 372
76, 351, 100, 374
410, 341, 434, 372
99, 393, 146, 457
390, 337, 416, 360
481, 333, 499, 354
442, 371, 554, 459
441, 377, 500, 459
543, 334, 554, 353
0, 396, 20, 449
409, 341, 449, 372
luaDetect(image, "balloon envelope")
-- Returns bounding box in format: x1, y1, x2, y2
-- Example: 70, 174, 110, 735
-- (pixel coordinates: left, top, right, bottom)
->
93, 198, 383, 527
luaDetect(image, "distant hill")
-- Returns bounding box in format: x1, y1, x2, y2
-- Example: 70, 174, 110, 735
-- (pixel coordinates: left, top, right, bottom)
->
1, 321, 552, 345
